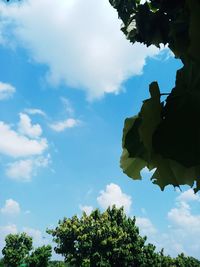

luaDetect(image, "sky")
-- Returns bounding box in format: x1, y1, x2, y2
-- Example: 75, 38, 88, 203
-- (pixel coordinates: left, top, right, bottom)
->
0, 0, 200, 261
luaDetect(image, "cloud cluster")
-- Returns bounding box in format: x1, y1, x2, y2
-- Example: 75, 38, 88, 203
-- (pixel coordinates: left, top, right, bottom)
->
136, 189, 200, 259
0, 113, 49, 181
0, 0, 160, 100
0, 120, 47, 158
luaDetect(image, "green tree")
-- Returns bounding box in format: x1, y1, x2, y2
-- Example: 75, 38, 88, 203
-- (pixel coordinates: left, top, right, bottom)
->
28, 245, 52, 267
48, 206, 161, 267
109, 0, 200, 192
174, 253, 200, 267
2, 233, 32, 267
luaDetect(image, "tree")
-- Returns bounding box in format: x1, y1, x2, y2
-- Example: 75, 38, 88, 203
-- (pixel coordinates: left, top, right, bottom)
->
48, 206, 163, 267
109, 0, 200, 192
174, 253, 200, 267
2, 233, 32, 267
28, 245, 52, 267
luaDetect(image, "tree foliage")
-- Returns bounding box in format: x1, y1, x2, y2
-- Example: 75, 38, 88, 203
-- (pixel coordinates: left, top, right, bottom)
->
2, 233, 32, 267
48, 206, 163, 267
109, 0, 200, 192
2, 233, 52, 267
28, 245, 52, 267
48, 206, 200, 266
1, 214, 200, 266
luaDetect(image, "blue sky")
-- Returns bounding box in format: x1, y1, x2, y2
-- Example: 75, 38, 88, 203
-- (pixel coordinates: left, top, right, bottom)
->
0, 0, 200, 260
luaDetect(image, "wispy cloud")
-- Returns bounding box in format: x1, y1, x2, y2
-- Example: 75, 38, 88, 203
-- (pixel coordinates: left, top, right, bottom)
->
6, 155, 51, 182
49, 118, 80, 132
24, 108, 46, 117
0, 81, 15, 100
60, 97, 74, 116
1, 199, 20, 216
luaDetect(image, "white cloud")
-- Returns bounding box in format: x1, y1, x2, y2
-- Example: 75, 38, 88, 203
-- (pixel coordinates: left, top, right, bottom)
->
0, 81, 15, 100
6, 155, 51, 182
49, 118, 79, 132
0, 0, 160, 100
18, 113, 42, 138
80, 205, 93, 216
1, 199, 20, 216
97, 183, 132, 214
176, 189, 200, 203
0, 121, 47, 158
136, 217, 157, 236
24, 108, 46, 117
168, 201, 200, 234
162, 199, 200, 258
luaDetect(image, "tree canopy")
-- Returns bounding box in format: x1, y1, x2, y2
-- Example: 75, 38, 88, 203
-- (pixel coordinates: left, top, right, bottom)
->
47, 206, 200, 267
2, 233, 52, 267
28, 245, 52, 267
2, 233, 32, 267
109, 0, 200, 192
48, 206, 161, 266
1, 208, 200, 266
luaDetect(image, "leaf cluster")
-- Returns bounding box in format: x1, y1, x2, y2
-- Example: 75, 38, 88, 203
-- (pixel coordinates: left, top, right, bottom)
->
109, 0, 200, 192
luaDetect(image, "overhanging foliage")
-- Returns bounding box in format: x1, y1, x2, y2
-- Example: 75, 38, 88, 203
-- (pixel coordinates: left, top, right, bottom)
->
109, 0, 200, 192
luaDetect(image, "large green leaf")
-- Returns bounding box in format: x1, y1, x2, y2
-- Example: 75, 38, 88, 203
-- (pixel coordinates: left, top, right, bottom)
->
121, 116, 147, 179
